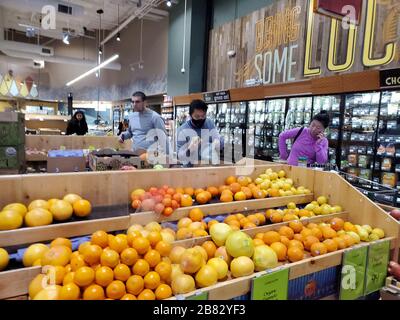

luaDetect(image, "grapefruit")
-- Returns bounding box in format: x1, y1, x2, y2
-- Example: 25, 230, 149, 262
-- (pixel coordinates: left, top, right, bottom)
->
63, 194, 82, 205
25, 208, 53, 227
0, 210, 23, 230
50, 200, 73, 221
230, 256, 254, 278
28, 200, 50, 211
41, 246, 72, 266
2, 203, 27, 218
0, 248, 9, 271
23, 243, 49, 267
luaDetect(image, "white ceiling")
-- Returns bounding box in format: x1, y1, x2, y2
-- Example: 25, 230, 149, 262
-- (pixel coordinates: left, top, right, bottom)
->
0, 0, 170, 41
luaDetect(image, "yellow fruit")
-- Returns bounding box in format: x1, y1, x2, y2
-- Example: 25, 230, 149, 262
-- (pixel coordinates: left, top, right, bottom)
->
73, 199, 92, 217
0, 210, 23, 230
317, 196, 328, 205
207, 257, 228, 280
25, 208, 53, 227
44, 265, 66, 285
0, 248, 9, 271
29, 274, 48, 299
63, 194, 82, 205
28, 200, 50, 211
50, 200, 73, 221
33, 285, 61, 300
126, 275, 144, 295
41, 246, 72, 266
287, 202, 296, 210
2, 203, 27, 218
74, 266, 95, 287
371, 228, 385, 239
195, 265, 218, 288
50, 238, 72, 249
95, 266, 114, 287
100, 249, 120, 268
23, 243, 49, 267
60, 283, 80, 300
155, 284, 172, 300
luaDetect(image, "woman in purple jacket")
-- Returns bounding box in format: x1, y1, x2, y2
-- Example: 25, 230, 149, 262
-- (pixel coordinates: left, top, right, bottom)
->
279, 111, 330, 166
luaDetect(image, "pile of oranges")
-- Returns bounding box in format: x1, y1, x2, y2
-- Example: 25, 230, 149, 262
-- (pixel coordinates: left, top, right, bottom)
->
130, 169, 312, 217
29, 227, 174, 300
0, 194, 91, 231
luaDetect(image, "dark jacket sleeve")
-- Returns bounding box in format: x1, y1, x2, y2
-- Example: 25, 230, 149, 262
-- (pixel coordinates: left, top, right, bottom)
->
66, 120, 74, 135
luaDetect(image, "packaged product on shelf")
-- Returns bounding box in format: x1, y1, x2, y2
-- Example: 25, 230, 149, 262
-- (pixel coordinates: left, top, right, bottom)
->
359, 169, 372, 180
381, 172, 397, 188
348, 154, 358, 166
358, 155, 370, 168
381, 158, 392, 171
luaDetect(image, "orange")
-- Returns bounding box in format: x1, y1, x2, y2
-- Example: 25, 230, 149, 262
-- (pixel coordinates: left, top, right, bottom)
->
300, 228, 313, 239
289, 220, 304, 233
322, 227, 337, 239
162, 198, 173, 208
95, 266, 114, 287
194, 188, 205, 196
253, 238, 265, 247
147, 231, 162, 248
196, 192, 209, 205
247, 214, 260, 226
255, 233, 264, 240
132, 259, 150, 277
176, 187, 185, 195
155, 284, 172, 300
144, 249, 161, 268
310, 242, 328, 256
155, 241, 172, 257
235, 213, 245, 220
293, 234, 304, 242
230, 183, 242, 194
303, 235, 320, 251
155, 262, 172, 282
340, 234, 356, 247
28, 199, 50, 211
180, 194, 193, 207
41, 245, 71, 267
263, 231, 281, 245
132, 237, 150, 255
163, 207, 174, 217
106, 280, 126, 299
203, 191, 212, 201
176, 228, 193, 240
83, 284, 105, 300
127, 230, 143, 246
193, 229, 208, 237
144, 271, 161, 290
227, 220, 241, 229
239, 218, 250, 227
224, 215, 238, 223
237, 176, 249, 187
126, 275, 144, 295
220, 192, 233, 202
184, 187, 194, 197
288, 239, 304, 250
114, 263, 131, 282
91, 230, 109, 248
74, 266, 95, 287
59, 283, 80, 300
298, 209, 311, 218
307, 223, 318, 229
172, 193, 182, 203
255, 213, 266, 225
330, 218, 345, 231
82, 244, 102, 266
241, 187, 253, 199
201, 241, 217, 260
218, 185, 230, 194
78, 242, 91, 255
44, 265, 65, 285
189, 208, 204, 222
279, 226, 294, 240
252, 188, 265, 199
333, 237, 347, 250
268, 189, 280, 197
270, 212, 283, 224
323, 239, 338, 252
207, 220, 219, 230
283, 214, 298, 222
265, 209, 275, 219
280, 236, 291, 247
109, 235, 128, 254
70, 254, 87, 271
287, 247, 304, 262
207, 186, 219, 198
72, 199, 92, 217
138, 288, 156, 300
50, 238, 72, 250
243, 222, 257, 229
225, 176, 237, 185
270, 242, 287, 261
343, 222, 357, 233
310, 228, 323, 241
120, 248, 139, 266
63, 272, 75, 285
100, 249, 120, 268
121, 294, 137, 300
166, 188, 175, 196
132, 199, 142, 210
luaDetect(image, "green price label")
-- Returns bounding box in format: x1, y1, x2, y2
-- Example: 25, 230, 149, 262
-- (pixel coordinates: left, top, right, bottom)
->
59, 145, 66, 150
365, 240, 390, 295
251, 268, 289, 300
339, 245, 368, 300
88, 145, 96, 151
187, 291, 208, 300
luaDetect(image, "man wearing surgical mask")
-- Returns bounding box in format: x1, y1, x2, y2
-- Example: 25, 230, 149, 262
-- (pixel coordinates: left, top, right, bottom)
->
176, 99, 224, 165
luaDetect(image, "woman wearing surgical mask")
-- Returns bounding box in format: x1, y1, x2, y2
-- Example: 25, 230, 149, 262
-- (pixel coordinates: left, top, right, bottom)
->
278, 111, 330, 166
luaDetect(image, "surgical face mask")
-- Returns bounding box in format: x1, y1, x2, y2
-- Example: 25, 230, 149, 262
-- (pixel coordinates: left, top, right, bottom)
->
191, 118, 206, 128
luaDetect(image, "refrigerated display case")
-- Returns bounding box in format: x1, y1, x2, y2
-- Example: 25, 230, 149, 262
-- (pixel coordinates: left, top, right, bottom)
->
230, 102, 247, 161
312, 95, 342, 166
207, 104, 217, 123
340, 92, 380, 186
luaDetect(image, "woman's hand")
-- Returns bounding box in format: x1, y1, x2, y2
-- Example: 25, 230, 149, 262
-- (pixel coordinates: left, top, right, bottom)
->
316, 132, 325, 143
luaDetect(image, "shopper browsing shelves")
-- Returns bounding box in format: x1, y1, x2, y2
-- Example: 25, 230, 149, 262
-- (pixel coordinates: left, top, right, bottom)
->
278, 111, 330, 166
66, 110, 88, 136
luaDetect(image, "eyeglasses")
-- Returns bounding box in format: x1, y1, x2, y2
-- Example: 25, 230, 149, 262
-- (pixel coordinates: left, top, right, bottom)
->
131, 100, 144, 104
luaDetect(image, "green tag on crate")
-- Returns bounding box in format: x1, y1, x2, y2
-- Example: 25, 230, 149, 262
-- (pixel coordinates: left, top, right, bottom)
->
339, 246, 368, 300
88, 145, 96, 151
187, 291, 208, 300
60, 145, 66, 150
365, 240, 390, 295
251, 268, 289, 300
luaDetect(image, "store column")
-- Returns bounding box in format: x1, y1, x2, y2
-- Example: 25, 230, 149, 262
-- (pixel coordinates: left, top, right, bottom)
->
167, 0, 211, 96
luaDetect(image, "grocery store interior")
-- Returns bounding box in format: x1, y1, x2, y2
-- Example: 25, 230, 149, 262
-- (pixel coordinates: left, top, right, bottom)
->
0, 0, 399, 302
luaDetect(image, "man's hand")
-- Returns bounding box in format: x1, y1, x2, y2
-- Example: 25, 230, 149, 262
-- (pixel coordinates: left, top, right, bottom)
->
118, 136, 124, 144
188, 136, 201, 152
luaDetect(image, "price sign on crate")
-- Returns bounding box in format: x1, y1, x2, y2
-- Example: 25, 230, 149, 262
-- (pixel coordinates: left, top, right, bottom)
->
339, 246, 368, 300
365, 240, 390, 295
251, 268, 289, 300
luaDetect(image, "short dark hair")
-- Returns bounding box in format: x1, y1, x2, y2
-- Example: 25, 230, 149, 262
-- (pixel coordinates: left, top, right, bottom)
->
189, 99, 208, 115
132, 91, 146, 101
312, 111, 330, 128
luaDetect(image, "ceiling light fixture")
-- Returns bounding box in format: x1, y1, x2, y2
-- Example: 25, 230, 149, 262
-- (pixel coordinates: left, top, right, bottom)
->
62, 32, 70, 45
66, 54, 119, 86
116, 4, 121, 42
99, 46, 103, 55
166, 1, 172, 7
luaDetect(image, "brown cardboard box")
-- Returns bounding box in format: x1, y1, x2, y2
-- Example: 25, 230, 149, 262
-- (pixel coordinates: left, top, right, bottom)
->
47, 156, 86, 173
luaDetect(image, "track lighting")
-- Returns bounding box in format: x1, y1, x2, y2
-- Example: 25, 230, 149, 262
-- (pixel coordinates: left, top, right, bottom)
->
166, 1, 172, 7
116, 32, 121, 42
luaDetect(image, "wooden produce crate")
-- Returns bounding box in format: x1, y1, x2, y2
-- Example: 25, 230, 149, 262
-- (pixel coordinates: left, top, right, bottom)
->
0, 164, 399, 300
